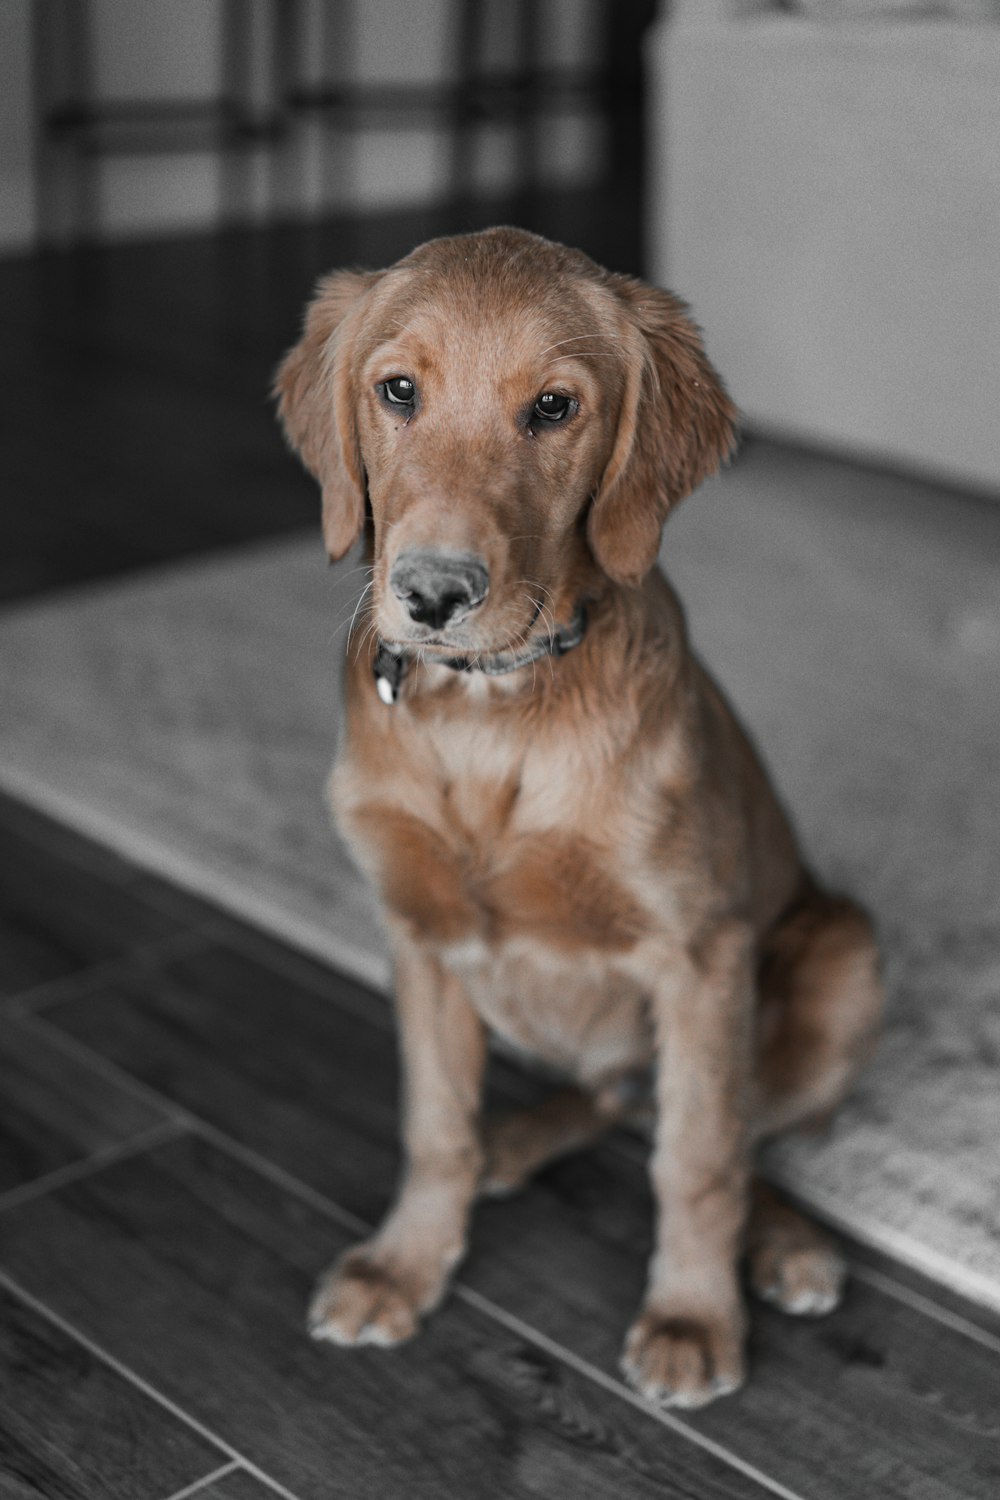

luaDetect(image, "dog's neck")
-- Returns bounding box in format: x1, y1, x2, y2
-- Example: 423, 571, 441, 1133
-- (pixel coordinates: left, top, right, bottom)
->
372, 603, 589, 706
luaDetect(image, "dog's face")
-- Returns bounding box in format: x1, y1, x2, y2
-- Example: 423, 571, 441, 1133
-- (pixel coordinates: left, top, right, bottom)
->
276, 229, 736, 654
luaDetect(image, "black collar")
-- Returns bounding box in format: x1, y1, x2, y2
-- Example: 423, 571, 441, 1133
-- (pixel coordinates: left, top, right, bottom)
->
372, 603, 588, 705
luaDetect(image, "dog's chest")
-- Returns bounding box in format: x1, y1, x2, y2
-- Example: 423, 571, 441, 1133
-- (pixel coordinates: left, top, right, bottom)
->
334, 703, 660, 1078
339, 706, 651, 955
370, 765, 655, 1080
389, 751, 647, 952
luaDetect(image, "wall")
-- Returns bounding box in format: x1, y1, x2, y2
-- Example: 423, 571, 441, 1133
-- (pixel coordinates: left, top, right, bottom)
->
646, 10, 1000, 493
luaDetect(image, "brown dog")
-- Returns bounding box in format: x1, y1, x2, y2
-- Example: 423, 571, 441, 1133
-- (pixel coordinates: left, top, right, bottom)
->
276, 227, 882, 1407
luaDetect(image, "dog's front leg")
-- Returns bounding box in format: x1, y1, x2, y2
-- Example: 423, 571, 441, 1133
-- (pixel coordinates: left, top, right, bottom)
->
310, 935, 487, 1346
622, 919, 754, 1408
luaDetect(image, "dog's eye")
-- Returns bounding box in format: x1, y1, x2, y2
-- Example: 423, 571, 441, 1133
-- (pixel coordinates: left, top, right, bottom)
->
533, 392, 572, 423
384, 376, 416, 407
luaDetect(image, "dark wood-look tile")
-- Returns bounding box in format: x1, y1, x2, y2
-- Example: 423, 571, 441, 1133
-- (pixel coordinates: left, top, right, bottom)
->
0, 791, 233, 940
42, 939, 1000, 1500
0, 1283, 224, 1500
0, 795, 199, 1001
0, 1017, 171, 1196
42, 944, 403, 1227
180, 1472, 285, 1500
469, 1165, 1000, 1500
0, 1133, 769, 1500
0, 793, 138, 884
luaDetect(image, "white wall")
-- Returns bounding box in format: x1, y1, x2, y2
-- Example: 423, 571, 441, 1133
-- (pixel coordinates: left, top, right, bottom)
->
646, 11, 1000, 493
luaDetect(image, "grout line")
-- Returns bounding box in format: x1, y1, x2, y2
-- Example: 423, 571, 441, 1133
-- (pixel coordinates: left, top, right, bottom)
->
234, 1473, 306, 1500
13, 1011, 201, 1125
159, 1461, 241, 1500
0, 1120, 188, 1217
0, 1270, 305, 1500
4, 923, 221, 1017
851, 1264, 1000, 1359
191, 1121, 369, 1239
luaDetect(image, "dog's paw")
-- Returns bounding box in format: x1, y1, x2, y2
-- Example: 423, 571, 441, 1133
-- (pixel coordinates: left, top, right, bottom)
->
478, 1124, 533, 1198
750, 1240, 846, 1317
308, 1248, 426, 1348
621, 1311, 746, 1409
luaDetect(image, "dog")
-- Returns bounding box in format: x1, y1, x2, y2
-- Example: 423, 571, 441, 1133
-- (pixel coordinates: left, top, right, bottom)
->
275, 227, 883, 1408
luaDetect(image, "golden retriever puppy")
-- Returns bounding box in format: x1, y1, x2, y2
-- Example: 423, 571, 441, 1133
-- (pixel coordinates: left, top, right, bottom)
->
276, 227, 882, 1407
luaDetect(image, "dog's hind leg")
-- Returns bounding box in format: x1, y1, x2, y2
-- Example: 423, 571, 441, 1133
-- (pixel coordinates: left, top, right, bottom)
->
741, 890, 880, 1320
480, 1087, 607, 1197
479, 1073, 648, 1197
753, 886, 883, 1141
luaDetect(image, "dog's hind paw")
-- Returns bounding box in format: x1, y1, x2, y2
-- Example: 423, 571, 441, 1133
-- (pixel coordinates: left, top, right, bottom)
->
750, 1240, 846, 1317
747, 1185, 846, 1317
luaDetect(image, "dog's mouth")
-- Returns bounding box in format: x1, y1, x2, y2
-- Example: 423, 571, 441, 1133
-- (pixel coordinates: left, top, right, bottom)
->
376, 625, 478, 652
379, 631, 516, 662
376, 597, 544, 661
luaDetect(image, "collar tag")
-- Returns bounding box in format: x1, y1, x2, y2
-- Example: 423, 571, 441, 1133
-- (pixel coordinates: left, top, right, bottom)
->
373, 644, 405, 706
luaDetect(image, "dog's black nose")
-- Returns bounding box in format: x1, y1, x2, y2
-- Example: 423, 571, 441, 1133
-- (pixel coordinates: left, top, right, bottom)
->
389, 551, 489, 631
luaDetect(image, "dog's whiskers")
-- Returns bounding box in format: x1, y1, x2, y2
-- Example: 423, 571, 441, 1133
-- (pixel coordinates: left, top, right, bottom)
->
351, 613, 381, 663
342, 580, 375, 645
328, 580, 375, 646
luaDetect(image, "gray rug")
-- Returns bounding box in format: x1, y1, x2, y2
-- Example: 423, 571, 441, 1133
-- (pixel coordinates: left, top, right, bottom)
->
2, 440, 998, 1310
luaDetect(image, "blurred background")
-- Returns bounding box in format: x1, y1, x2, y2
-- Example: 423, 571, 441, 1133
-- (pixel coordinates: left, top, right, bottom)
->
3, 0, 998, 607
9, 0, 652, 254
0, 0, 657, 602
2, 9, 1000, 1494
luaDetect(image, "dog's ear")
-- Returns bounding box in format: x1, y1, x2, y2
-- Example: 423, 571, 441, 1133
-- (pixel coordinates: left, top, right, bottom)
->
274, 268, 380, 561
587, 279, 738, 586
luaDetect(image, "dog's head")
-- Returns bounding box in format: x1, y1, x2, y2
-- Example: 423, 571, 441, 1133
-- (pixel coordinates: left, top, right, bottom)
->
276, 228, 735, 655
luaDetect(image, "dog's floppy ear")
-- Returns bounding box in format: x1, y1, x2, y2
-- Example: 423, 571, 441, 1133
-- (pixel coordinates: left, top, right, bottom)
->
587, 278, 738, 585
274, 268, 380, 561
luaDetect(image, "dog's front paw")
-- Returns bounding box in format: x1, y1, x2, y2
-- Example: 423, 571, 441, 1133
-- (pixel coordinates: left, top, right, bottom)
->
621, 1310, 745, 1409
308, 1246, 430, 1348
